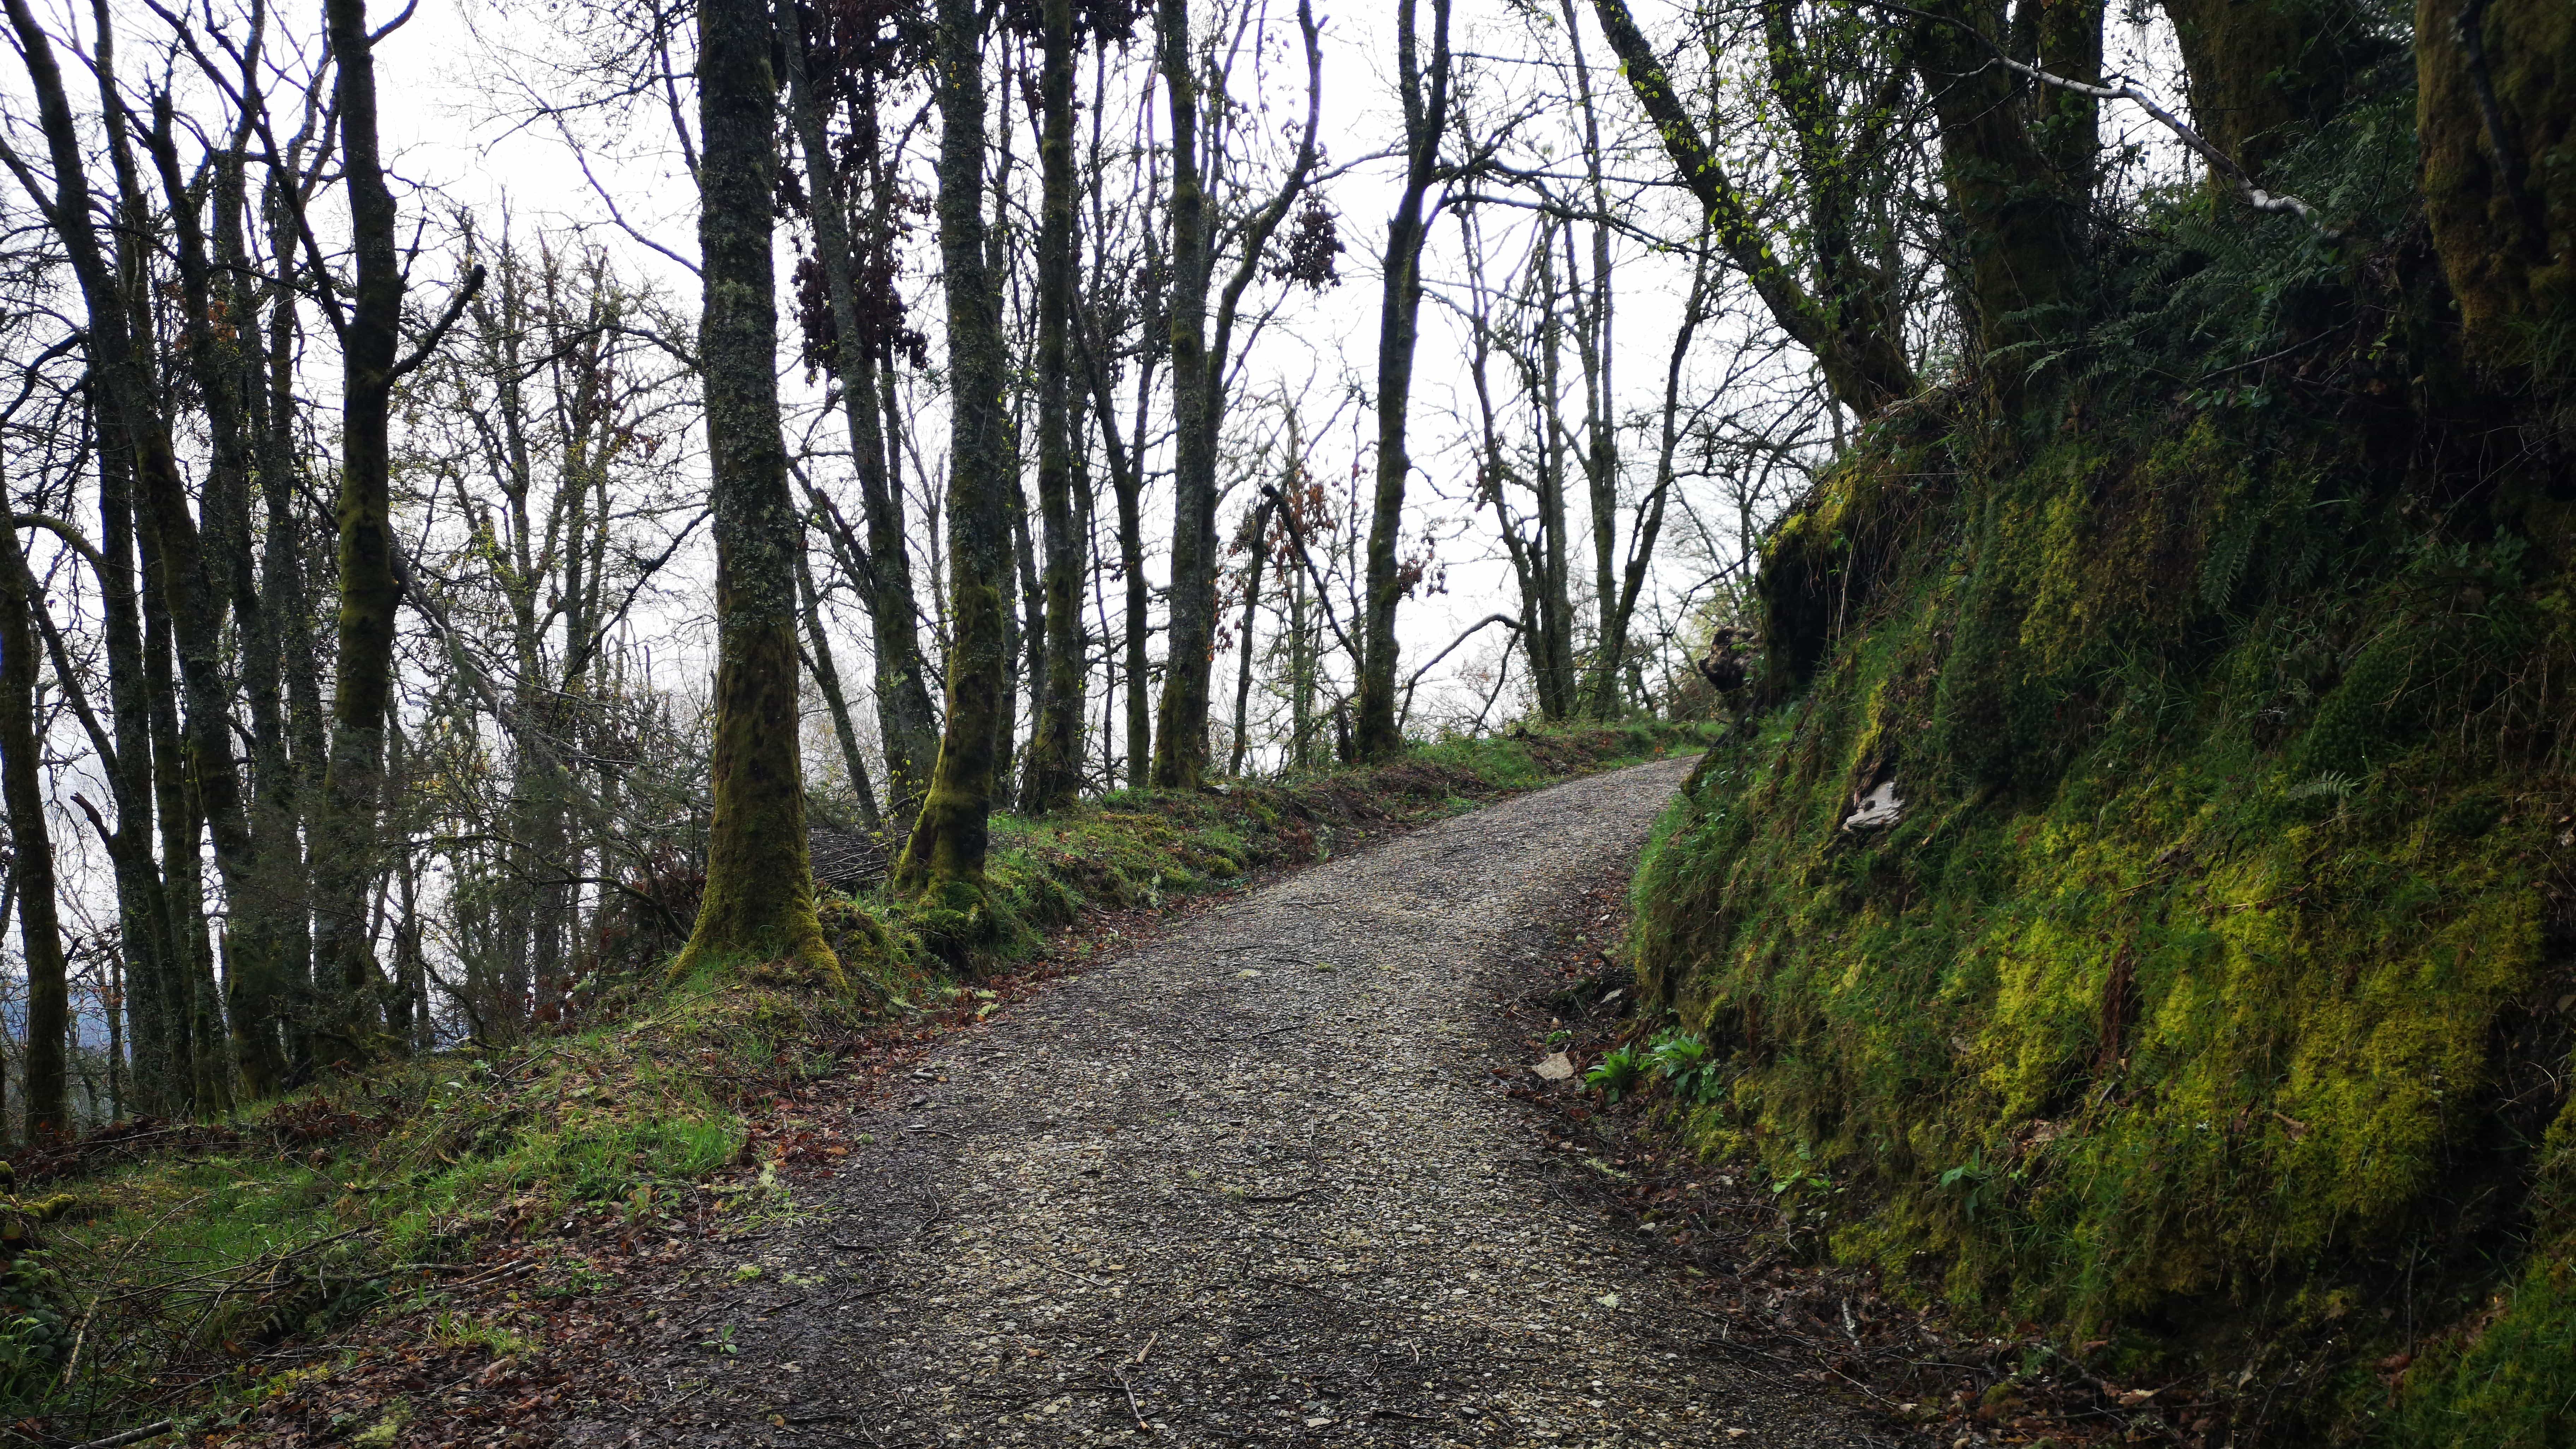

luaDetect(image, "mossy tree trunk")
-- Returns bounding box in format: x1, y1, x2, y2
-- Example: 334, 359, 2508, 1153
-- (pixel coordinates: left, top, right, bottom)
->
1353, 0, 1453, 762
2416, 0, 2576, 370
311, 0, 439, 1063
142, 103, 293, 1097
1227, 496, 1275, 775
1077, 268, 1158, 791
675, 0, 842, 985
1905, 0, 2086, 400
1020, 0, 1089, 814
1150, 0, 1217, 790
2026, 0, 2104, 189
261, 156, 328, 1081
6, 0, 267, 1109
796, 541, 886, 832
2157, 0, 2375, 173
895, 0, 1014, 897
0, 501, 69, 1137
90, 439, 186, 1113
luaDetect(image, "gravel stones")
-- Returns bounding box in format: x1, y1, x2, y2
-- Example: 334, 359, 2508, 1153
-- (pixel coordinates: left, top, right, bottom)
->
590, 760, 1885, 1448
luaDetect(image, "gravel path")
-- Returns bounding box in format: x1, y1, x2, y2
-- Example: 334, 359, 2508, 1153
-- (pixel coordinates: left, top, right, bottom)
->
602, 760, 1886, 1448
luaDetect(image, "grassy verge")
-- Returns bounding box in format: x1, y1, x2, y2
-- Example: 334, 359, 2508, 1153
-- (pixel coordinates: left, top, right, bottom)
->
1, 719, 1709, 1444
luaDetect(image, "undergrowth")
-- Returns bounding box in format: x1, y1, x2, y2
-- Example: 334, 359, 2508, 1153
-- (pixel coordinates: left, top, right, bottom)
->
0, 719, 1706, 1442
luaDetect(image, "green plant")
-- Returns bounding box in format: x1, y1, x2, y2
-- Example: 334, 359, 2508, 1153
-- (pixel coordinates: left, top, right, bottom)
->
1769, 1142, 1832, 1199
1647, 1031, 1722, 1103
1937, 1152, 2010, 1223
429, 1312, 535, 1359
1586, 1045, 1647, 1103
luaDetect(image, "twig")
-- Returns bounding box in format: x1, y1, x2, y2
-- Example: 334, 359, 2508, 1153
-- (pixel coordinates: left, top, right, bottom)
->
66, 1423, 177, 1449
1131, 1331, 1157, 1365
446, 1257, 542, 1292
61, 1195, 203, 1390
1114, 1368, 1151, 1431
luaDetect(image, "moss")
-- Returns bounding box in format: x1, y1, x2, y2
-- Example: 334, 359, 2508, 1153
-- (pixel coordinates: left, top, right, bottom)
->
1633, 376, 2576, 1439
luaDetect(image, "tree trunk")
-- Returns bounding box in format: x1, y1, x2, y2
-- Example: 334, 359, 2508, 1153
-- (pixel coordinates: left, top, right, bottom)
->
312, 0, 408, 1060
4, 0, 253, 1108
91, 423, 185, 1113
1590, 0, 1917, 414
1150, 0, 1218, 789
1907, 0, 2085, 399
895, 0, 1014, 898
0, 503, 69, 1137
675, 0, 841, 985
2028, 0, 2104, 188
1355, 0, 1453, 760
1021, 0, 1088, 814
2416, 0, 2576, 371
2158, 0, 2368, 173
781, 15, 942, 818
1593, 239, 1713, 711
143, 106, 293, 1096
798, 540, 886, 832
1228, 497, 1275, 776
263, 165, 326, 1080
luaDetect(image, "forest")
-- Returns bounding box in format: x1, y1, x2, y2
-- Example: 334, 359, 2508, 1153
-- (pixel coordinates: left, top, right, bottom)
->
0, 0, 1799, 1128
0, 0, 2569, 1441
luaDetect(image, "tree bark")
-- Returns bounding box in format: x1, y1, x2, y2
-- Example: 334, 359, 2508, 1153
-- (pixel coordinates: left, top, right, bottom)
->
798, 539, 886, 831
2158, 0, 2368, 173
4, 0, 256, 1106
895, 0, 1014, 897
1153, 0, 1325, 784
781, 12, 942, 818
143, 104, 294, 1096
311, 0, 407, 1059
2416, 0, 2576, 370
1150, 0, 1217, 789
1906, 0, 2085, 396
1228, 496, 1275, 775
676, 0, 842, 984
0, 501, 68, 1137
1354, 0, 1453, 760
1020, 0, 1088, 814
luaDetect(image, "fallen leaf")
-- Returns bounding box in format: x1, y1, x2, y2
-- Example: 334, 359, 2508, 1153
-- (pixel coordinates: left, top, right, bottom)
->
1533, 1053, 1575, 1081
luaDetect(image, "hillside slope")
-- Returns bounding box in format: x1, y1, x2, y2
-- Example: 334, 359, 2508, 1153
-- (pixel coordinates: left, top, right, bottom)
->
1628, 20, 2576, 1446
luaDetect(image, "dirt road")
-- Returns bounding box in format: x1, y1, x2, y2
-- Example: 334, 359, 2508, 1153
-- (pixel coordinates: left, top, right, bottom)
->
581, 759, 1884, 1448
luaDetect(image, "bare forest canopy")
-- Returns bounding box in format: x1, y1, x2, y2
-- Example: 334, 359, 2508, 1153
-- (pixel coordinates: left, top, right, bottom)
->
0, 0, 2561, 1161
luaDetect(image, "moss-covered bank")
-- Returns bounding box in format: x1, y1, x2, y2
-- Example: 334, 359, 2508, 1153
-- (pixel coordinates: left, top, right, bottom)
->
1631, 191, 2576, 1446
